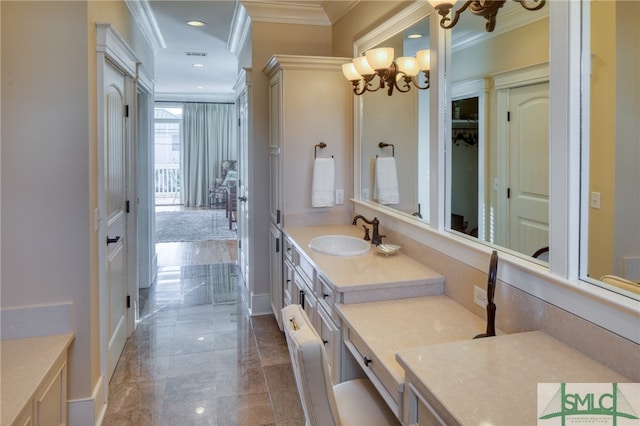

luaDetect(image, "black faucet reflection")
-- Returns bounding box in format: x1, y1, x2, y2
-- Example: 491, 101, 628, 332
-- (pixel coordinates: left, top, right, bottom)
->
352, 215, 385, 245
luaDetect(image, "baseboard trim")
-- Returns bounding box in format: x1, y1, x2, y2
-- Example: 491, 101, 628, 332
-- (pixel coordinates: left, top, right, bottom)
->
249, 293, 272, 316
68, 375, 105, 426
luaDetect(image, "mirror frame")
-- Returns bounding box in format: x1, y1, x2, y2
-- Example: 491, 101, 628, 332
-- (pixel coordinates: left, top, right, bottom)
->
350, 1, 639, 343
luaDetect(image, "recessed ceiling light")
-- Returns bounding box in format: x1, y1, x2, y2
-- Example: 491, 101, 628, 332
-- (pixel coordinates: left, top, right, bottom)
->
192, 63, 205, 68
408, 33, 423, 39
187, 20, 206, 27
196, 86, 204, 89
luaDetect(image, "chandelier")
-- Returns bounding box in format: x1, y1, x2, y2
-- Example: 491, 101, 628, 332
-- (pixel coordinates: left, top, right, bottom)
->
342, 47, 431, 96
428, 0, 546, 32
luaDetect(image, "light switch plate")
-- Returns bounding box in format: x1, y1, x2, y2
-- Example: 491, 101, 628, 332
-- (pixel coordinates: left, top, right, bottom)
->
590, 192, 601, 209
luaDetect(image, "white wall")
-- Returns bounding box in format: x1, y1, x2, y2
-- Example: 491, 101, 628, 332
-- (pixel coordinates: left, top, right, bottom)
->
1, 1, 92, 397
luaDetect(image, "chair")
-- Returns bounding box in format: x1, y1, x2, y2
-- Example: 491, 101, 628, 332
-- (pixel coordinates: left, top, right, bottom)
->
282, 304, 400, 426
532, 246, 549, 262
600, 275, 640, 295
208, 160, 237, 208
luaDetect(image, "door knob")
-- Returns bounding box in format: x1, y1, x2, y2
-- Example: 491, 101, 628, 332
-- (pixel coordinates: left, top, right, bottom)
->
238, 196, 247, 202
106, 236, 121, 245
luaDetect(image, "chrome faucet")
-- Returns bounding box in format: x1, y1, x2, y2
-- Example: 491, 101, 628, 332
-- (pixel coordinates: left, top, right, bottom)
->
352, 215, 385, 245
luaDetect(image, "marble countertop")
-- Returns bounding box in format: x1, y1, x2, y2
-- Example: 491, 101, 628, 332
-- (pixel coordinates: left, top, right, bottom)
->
396, 330, 631, 425
1, 333, 75, 425
336, 295, 491, 388
284, 225, 444, 291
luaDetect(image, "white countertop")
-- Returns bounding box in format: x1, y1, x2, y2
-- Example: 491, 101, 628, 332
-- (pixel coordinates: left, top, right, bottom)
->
1, 333, 74, 425
284, 225, 444, 291
336, 295, 491, 388
396, 331, 631, 425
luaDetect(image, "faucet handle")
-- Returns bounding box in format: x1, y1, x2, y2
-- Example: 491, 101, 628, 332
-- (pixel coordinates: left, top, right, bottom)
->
362, 225, 371, 241
376, 234, 386, 245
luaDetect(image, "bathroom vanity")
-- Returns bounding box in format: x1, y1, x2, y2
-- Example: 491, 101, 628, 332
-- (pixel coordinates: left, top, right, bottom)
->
336, 296, 492, 420
279, 225, 634, 426
396, 331, 631, 425
281, 224, 445, 383
1, 333, 74, 425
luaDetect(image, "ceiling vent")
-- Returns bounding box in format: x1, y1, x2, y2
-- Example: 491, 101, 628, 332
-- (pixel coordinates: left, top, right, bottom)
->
186, 52, 207, 57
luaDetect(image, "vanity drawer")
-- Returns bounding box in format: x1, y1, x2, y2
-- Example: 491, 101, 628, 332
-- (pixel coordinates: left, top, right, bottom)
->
298, 254, 316, 292
344, 326, 402, 419
317, 275, 334, 315
283, 259, 294, 306
283, 237, 294, 264
317, 306, 339, 383
406, 382, 448, 426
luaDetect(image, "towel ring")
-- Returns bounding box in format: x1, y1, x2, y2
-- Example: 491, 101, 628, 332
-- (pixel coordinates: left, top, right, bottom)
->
378, 141, 395, 157
314, 142, 333, 158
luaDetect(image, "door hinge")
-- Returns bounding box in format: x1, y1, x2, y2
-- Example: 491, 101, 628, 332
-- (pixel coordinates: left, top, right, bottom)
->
126, 200, 130, 213
238, 239, 242, 249
238, 118, 241, 126
507, 111, 511, 122
125, 105, 129, 118
127, 295, 131, 308
507, 188, 511, 198
276, 209, 281, 224
276, 237, 280, 253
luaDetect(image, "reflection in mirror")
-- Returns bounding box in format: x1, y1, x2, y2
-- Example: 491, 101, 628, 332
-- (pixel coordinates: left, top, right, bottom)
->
360, 17, 430, 221
450, 96, 479, 236
583, 1, 640, 299
447, 2, 549, 260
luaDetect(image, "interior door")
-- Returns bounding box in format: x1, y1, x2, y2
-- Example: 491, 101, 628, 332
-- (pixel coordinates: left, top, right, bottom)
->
237, 89, 250, 287
104, 60, 129, 381
507, 82, 550, 256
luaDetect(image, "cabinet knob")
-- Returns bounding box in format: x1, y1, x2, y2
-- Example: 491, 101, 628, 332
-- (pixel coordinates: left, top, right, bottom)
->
323, 339, 329, 346
363, 356, 372, 367
323, 293, 330, 299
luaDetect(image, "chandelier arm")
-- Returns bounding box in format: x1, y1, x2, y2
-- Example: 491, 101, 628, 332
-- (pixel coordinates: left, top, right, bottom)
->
515, 0, 546, 11
411, 76, 430, 91
440, 0, 473, 30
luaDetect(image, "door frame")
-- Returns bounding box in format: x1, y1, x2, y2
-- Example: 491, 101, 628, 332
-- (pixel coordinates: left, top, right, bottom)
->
494, 62, 549, 247
96, 23, 140, 403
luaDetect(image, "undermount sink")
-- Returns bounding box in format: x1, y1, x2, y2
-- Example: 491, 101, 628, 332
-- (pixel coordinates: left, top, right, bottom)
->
309, 235, 371, 256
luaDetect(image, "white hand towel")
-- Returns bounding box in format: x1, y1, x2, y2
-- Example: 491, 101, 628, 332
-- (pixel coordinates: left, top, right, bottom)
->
375, 157, 400, 205
312, 157, 335, 207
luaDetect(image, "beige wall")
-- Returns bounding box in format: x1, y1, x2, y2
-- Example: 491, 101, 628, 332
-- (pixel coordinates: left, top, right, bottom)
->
331, 1, 411, 57
1, 0, 152, 403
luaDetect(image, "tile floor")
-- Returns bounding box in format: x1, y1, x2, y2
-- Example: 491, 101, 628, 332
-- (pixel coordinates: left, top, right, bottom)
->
102, 246, 304, 425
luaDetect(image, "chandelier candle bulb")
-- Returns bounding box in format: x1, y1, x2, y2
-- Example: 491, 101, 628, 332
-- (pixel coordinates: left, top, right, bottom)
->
342, 63, 362, 81
416, 50, 431, 71
365, 47, 395, 70
353, 56, 375, 76
397, 57, 420, 77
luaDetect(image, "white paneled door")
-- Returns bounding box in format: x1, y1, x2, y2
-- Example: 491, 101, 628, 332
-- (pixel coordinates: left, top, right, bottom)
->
508, 82, 550, 257
104, 60, 129, 381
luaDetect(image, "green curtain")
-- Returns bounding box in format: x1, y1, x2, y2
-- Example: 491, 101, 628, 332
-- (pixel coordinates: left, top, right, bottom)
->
181, 103, 236, 207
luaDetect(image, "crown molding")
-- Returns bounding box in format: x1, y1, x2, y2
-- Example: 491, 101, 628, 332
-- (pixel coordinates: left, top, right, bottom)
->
124, 0, 166, 51
241, 1, 331, 25
228, 1, 251, 56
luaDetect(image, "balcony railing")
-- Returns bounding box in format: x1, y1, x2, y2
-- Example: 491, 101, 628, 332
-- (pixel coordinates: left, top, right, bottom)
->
155, 164, 180, 204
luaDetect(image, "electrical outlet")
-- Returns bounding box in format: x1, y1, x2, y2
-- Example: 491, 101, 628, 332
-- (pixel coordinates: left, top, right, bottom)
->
336, 189, 344, 205
474, 285, 488, 308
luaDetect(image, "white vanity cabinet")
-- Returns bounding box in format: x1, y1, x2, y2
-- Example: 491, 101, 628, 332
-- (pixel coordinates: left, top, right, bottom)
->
263, 55, 352, 330
281, 226, 447, 388
1, 334, 74, 426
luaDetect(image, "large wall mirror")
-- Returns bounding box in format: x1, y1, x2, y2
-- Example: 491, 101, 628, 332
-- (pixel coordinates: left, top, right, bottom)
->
446, 2, 550, 260
357, 3, 431, 222
582, 0, 640, 300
